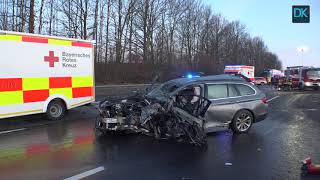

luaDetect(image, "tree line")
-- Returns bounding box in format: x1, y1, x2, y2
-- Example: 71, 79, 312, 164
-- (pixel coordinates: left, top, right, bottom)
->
0, 0, 282, 83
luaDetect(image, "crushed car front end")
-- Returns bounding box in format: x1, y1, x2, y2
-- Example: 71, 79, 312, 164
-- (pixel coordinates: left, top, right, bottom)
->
95, 90, 211, 146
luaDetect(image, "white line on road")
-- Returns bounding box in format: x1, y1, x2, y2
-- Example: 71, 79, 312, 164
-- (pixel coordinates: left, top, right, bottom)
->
267, 96, 280, 103
64, 166, 105, 180
306, 108, 318, 111
0, 128, 27, 135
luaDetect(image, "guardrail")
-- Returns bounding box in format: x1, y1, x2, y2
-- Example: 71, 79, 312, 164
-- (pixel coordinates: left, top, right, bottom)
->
95, 84, 157, 100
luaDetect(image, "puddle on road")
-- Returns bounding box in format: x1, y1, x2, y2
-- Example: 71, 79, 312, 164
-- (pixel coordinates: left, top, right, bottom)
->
0, 118, 96, 174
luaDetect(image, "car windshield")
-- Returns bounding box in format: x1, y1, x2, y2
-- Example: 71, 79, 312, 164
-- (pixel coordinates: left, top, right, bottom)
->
147, 81, 182, 100
306, 69, 320, 78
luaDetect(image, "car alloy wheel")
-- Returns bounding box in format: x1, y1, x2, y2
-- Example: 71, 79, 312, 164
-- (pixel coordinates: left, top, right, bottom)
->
236, 113, 252, 132
231, 110, 253, 134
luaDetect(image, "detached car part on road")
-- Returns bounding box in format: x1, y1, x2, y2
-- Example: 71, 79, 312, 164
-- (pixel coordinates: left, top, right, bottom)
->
95, 75, 268, 146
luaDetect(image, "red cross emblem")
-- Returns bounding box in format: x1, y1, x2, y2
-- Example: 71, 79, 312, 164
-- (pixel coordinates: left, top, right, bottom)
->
44, 51, 59, 67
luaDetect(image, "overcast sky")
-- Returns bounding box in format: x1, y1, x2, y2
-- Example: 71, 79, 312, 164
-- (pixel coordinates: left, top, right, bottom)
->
203, 0, 319, 69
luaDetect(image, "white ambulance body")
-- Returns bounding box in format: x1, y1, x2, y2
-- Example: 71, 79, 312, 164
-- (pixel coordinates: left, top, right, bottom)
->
0, 31, 94, 120
224, 65, 255, 81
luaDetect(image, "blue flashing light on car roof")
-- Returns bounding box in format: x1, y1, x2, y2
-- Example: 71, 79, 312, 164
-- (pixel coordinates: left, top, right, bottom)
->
183, 72, 203, 78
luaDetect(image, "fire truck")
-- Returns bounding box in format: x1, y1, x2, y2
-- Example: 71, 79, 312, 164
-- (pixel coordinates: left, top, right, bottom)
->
284, 66, 320, 90
224, 65, 255, 82
0, 31, 95, 120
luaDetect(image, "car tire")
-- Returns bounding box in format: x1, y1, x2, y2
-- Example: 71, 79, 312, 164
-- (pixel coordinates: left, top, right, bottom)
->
46, 100, 66, 120
231, 110, 253, 134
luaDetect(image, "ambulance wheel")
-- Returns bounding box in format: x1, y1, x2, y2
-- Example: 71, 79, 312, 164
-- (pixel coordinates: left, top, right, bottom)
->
46, 100, 66, 120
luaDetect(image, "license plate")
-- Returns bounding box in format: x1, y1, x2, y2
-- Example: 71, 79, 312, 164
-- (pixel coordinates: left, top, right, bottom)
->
106, 118, 118, 123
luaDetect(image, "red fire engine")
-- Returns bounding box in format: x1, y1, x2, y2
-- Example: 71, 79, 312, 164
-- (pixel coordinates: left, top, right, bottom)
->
285, 66, 320, 90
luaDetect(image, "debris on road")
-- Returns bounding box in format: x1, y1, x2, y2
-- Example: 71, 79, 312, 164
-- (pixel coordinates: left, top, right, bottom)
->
225, 162, 233, 166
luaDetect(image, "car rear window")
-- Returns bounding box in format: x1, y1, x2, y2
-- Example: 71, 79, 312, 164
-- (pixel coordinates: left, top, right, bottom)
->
235, 84, 255, 96
207, 84, 228, 99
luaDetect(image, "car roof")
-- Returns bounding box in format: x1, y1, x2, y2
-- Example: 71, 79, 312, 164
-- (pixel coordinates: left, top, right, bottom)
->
169, 74, 245, 85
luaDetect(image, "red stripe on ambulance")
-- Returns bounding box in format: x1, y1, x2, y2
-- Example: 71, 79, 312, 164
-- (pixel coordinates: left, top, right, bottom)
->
0, 78, 22, 92
22, 36, 48, 44
49, 77, 72, 88
72, 87, 93, 98
72, 41, 93, 48
23, 90, 49, 103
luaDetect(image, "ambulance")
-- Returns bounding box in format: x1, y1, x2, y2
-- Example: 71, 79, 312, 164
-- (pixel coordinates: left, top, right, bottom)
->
224, 65, 255, 82
0, 31, 95, 120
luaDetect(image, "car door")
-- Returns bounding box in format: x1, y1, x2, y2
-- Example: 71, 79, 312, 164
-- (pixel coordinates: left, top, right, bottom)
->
204, 83, 240, 125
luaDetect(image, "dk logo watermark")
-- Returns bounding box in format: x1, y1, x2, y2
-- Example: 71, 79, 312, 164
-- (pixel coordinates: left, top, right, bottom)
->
292, 6, 310, 23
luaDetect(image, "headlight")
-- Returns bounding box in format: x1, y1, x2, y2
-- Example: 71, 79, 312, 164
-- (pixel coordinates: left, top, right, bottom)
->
305, 82, 312, 86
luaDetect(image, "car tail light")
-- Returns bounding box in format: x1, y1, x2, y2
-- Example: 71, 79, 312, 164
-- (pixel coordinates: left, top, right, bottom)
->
261, 97, 268, 104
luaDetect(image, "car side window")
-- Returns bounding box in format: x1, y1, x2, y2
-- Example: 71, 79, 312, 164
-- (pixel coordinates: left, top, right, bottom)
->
235, 84, 255, 96
228, 84, 239, 97
207, 84, 228, 99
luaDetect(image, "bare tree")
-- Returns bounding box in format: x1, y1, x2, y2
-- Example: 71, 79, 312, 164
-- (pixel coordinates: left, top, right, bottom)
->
28, 0, 34, 33
38, 0, 45, 33
0, 0, 283, 83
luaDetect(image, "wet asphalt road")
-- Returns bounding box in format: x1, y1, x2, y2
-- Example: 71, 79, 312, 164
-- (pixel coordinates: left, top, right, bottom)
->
0, 88, 320, 180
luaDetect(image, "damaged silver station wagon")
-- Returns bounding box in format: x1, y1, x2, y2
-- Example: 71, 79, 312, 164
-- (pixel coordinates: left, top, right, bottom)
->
95, 75, 268, 146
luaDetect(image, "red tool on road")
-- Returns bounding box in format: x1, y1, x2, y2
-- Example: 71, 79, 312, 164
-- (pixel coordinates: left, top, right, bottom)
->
301, 157, 320, 176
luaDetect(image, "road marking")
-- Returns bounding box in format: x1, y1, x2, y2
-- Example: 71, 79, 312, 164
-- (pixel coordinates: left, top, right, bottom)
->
0, 128, 27, 135
64, 166, 105, 180
267, 96, 280, 103
306, 108, 318, 111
